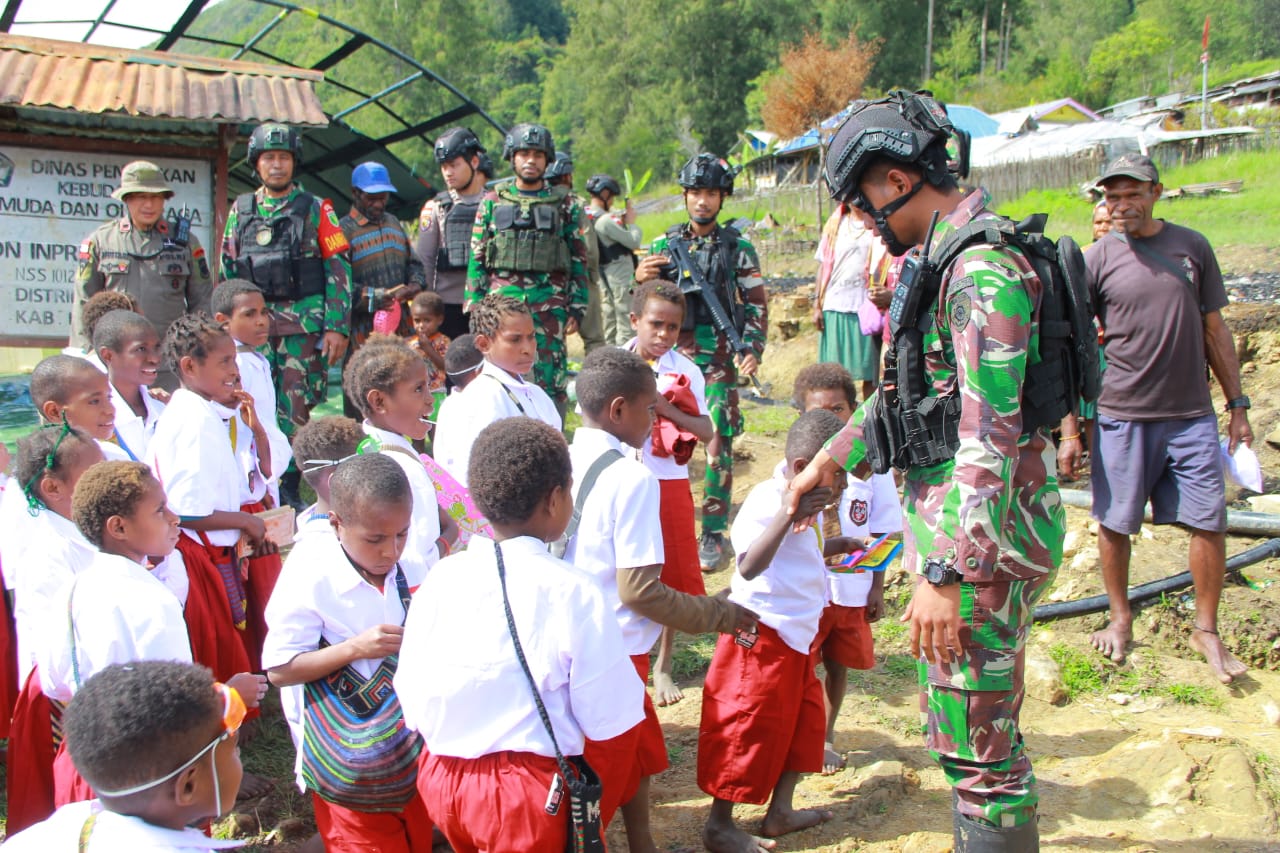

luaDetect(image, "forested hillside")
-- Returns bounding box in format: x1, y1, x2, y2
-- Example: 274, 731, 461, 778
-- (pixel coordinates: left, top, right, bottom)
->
190, 0, 1280, 183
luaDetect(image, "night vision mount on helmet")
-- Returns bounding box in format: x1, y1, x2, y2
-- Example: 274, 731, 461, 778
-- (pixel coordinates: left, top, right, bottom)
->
248, 123, 303, 170
434, 127, 486, 164
678, 154, 738, 195
501, 123, 555, 160
586, 174, 622, 198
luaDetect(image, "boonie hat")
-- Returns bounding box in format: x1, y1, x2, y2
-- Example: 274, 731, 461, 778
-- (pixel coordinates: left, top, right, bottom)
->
112, 161, 175, 200
351, 162, 397, 194
1099, 153, 1159, 185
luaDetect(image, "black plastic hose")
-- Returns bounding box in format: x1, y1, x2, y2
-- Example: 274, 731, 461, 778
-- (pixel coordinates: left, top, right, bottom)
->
1033, 537, 1280, 621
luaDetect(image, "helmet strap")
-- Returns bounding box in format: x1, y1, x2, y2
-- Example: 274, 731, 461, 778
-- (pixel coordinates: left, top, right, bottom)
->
865, 180, 924, 256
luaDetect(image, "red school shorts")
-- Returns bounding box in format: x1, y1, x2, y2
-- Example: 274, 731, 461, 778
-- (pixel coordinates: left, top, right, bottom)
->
312, 790, 434, 853
658, 478, 705, 596
809, 603, 876, 671
419, 751, 567, 853
697, 623, 825, 804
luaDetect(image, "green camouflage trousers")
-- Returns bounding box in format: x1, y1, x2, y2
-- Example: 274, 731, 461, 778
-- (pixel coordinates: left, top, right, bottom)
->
265, 332, 327, 440
919, 573, 1052, 828
701, 360, 743, 535
530, 306, 569, 409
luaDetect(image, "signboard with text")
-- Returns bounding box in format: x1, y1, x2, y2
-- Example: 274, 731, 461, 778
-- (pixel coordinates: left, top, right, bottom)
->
0, 146, 213, 344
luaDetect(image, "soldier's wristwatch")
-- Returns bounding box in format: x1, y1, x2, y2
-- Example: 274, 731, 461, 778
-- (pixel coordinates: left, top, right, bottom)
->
923, 558, 961, 587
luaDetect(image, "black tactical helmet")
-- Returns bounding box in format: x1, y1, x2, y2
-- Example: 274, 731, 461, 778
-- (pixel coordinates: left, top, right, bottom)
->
823, 90, 955, 204
678, 154, 736, 195
585, 174, 622, 198
434, 127, 485, 164
544, 151, 574, 180
248, 123, 303, 170
501, 123, 555, 160
477, 152, 496, 179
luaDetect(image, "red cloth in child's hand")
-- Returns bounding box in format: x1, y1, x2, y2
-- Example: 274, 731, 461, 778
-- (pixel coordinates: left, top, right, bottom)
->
651, 373, 701, 465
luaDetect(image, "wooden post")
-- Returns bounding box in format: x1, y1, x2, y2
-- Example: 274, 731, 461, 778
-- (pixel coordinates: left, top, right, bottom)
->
213, 123, 237, 285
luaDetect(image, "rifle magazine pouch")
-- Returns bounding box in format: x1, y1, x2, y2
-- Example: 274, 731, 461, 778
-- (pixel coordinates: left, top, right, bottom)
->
862, 393, 896, 475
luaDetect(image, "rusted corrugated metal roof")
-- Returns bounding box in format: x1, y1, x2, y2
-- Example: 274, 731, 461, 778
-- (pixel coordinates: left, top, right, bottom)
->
0, 34, 327, 127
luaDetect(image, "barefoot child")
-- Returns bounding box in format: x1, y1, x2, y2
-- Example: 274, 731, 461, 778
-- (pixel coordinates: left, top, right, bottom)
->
149, 314, 274, 680
432, 294, 560, 486
264, 453, 431, 851
3, 660, 248, 851
793, 363, 903, 774
569, 346, 757, 849
624, 281, 716, 708
93, 310, 165, 462
699, 409, 849, 852
28, 355, 131, 462
343, 336, 459, 583
406, 290, 451, 393
396, 417, 646, 852
213, 280, 293, 507
290, 416, 365, 540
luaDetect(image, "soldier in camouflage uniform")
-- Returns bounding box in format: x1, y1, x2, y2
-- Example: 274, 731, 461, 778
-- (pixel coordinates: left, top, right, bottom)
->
787, 93, 1063, 851
221, 123, 352, 507
635, 154, 768, 571
465, 123, 588, 413
546, 151, 605, 354
74, 160, 213, 390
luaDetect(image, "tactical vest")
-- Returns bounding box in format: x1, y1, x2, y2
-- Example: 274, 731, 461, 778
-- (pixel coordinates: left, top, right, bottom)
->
484, 184, 572, 274
435, 191, 480, 271
232, 192, 326, 303
593, 209, 636, 269
861, 213, 1099, 475
663, 224, 746, 333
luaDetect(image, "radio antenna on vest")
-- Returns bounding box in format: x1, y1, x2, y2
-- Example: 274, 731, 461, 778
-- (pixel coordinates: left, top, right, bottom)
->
919, 210, 941, 262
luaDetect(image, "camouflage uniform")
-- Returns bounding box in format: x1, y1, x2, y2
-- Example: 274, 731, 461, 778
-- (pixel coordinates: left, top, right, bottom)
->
220, 185, 352, 439
650, 223, 768, 536
824, 190, 1064, 829
591, 200, 643, 345
74, 216, 213, 390
465, 183, 588, 406
577, 195, 606, 354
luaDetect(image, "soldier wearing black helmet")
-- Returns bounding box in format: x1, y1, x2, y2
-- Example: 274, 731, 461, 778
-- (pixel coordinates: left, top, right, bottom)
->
784, 90, 1063, 852
416, 126, 489, 339
586, 173, 642, 345
220, 123, 352, 508
635, 153, 768, 572
466, 123, 589, 411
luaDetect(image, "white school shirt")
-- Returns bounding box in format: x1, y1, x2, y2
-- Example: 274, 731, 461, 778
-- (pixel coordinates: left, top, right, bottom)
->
396, 535, 645, 759
294, 502, 332, 542
623, 338, 709, 481
10, 508, 97, 683
96, 438, 132, 462
361, 423, 441, 585
150, 389, 244, 548
231, 407, 268, 506
728, 463, 829, 654
261, 531, 412, 789
39, 551, 192, 702
108, 382, 166, 463
0, 482, 34, 592
3, 799, 242, 852
432, 359, 561, 486
235, 340, 292, 504
564, 427, 665, 656
828, 472, 902, 608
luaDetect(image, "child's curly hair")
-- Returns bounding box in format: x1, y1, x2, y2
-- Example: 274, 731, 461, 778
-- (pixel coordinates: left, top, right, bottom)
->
81, 291, 139, 344
630, 279, 685, 317
161, 312, 230, 373
71, 460, 155, 548
469, 418, 570, 526
469, 293, 530, 339
341, 335, 423, 418
792, 362, 858, 412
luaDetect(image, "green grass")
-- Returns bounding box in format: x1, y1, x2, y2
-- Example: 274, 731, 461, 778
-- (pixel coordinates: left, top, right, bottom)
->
635, 186, 826, 244
998, 149, 1280, 253
882, 653, 917, 678
1160, 682, 1225, 710
1255, 752, 1280, 807
1048, 642, 1110, 697
670, 632, 718, 681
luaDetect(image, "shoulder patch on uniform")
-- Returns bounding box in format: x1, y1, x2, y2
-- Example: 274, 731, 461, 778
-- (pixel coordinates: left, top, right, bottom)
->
78, 240, 91, 261
949, 279, 973, 332
419, 203, 434, 230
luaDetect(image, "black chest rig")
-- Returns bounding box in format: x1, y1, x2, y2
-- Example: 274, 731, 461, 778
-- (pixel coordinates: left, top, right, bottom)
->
862, 213, 1099, 475
435, 192, 480, 271
232, 192, 326, 302
663, 224, 745, 333
484, 184, 571, 274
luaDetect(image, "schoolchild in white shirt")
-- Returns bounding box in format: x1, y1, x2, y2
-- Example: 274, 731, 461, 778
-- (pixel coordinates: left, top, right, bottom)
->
343, 337, 459, 585
699, 409, 849, 852
432, 294, 560, 486
212, 280, 294, 507
29, 354, 130, 463
93, 309, 166, 463
568, 347, 756, 850
794, 362, 902, 774
397, 417, 645, 853
150, 314, 275, 681
43, 461, 266, 808
264, 453, 431, 851
62, 289, 138, 374
290, 416, 365, 542
430, 333, 483, 444
3, 660, 247, 852
623, 280, 716, 708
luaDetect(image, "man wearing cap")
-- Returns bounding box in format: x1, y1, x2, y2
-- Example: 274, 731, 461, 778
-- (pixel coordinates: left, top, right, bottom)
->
466, 122, 588, 413
785, 91, 1059, 851
586, 173, 641, 346
340, 161, 425, 413
74, 160, 213, 389
1059, 153, 1252, 685
418, 127, 489, 340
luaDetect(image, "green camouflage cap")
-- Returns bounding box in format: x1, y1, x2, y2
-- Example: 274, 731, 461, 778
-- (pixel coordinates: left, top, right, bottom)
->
112, 161, 175, 200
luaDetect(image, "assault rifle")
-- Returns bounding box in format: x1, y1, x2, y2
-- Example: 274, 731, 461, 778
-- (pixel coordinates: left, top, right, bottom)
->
663, 236, 769, 397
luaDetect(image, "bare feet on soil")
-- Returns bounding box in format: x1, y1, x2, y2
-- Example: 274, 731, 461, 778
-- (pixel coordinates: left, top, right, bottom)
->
702, 823, 778, 852
1190, 626, 1249, 683
653, 671, 685, 707
760, 806, 834, 839
1089, 621, 1132, 663
236, 771, 274, 801
820, 742, 846, 776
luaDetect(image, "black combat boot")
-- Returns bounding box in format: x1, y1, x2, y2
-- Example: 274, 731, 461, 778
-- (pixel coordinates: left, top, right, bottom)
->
953, 808, 1039, 852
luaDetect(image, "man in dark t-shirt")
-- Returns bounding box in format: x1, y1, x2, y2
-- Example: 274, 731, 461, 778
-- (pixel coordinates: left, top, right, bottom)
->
1059, 153, 1253, 684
